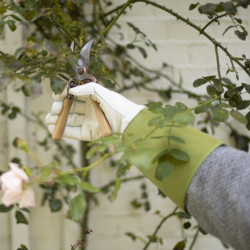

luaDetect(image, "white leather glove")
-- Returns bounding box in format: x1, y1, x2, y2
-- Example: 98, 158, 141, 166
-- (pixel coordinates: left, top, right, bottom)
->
45, 82, 145, 141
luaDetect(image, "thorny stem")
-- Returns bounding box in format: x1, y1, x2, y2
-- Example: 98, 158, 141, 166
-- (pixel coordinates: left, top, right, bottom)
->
201, 13, 227, 32
60, 153, 113, 175
100, 175, 144, 191
214, 44, 221, 79
94, 1, 105, 42
102, 0, 132, 35
188, 227, 200, 250
143, 207, 178, 250
188, 96, 220, 112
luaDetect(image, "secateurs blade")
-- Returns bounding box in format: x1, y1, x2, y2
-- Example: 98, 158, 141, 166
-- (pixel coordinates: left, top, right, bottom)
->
52, 40, 112, 140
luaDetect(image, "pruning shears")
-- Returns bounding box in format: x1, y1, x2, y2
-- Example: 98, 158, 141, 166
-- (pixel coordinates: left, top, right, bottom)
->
52, 40, 112, 141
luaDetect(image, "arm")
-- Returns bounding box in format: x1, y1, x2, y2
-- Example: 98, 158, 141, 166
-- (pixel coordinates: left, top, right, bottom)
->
46, 83, 250, 249
186, 146, 250, 250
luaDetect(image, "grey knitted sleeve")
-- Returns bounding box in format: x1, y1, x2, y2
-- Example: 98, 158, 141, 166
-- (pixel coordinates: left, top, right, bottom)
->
185, 146, 250, 250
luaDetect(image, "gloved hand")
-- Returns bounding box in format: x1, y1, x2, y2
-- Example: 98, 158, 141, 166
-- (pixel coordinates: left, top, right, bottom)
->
45, 82, 145, 141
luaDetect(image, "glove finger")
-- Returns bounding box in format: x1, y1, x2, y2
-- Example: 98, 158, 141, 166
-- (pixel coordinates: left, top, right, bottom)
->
45, 113, 57, 125
46, 113, 85, 127
50, 99, 87, 116
69, 82, 110, 102
51, 101, 63, 115
49, 125, 82, 140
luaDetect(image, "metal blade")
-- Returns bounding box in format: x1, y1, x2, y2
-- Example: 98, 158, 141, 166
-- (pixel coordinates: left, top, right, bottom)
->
77, 39, 94, 69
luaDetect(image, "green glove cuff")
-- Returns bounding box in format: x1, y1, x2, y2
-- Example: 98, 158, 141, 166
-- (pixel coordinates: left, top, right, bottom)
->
122, 109, 224, 211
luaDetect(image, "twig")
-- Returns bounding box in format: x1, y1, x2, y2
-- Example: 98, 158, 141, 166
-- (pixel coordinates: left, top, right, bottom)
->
214, 44, 221, 79
100, 175, 144, 191
188, 227, 200, 250
103, 0, 132, 35
143, 207, 178, 250
201, 13, 227, 32
60, 153, 113, 175
188, 96, 220, 112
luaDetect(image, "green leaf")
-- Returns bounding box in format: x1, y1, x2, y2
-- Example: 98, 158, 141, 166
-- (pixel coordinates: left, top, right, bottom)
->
170, 149, 190, 162
221, 2, 237, 15
15, 47, 26, 59
148, 116, 162, 127
8, 106, 21, 119
183, 221, 192, 229
230, 110, 247, 124
57, 175, 80, 185
147, 235, 158, 243
189, 2, 199, 10
116, 165, 128, 177
102, 78, 116, 89
175, 102, 187, 110
17, 244, 29, 250
0, 204, 13, 212
194, 104, 209, 114
212, 78, 224, 93
127, 22, 146, 37
176, 212, 191, 219
15, 210, 28, 225
244, 60, 250, 69
130, 199, 142, 209
86, 144, 107, 159
123, 149, 152, 170
50, 76, 66, 94
212, 108, 229, 122
137, 46, 147, 58
235, 30, 247, 40
10, 14, 22, 22
23, 10, 38, 21
173, 111, 195, 126
21, 82, 33, 97
80, 182, 100, 193
173, 240, 186, 250
125, 232, 137, 241
168, 136, 185, 144
235, 0, 250, 8
153, 149, 169, 162
236, 100, 250, 110
228, 93, 242, 107
193, 78, 208, 87
7, 20, 16, 31
68, 194, 86, 222
155, 161, 174, 181
49, 199, 62, 212
0, 4, 9, 14
127, 43, 135, 49
40, 162, 56, 179
221, 77, 234, 86
206, 85, 216, 97
198, 3, 218, 14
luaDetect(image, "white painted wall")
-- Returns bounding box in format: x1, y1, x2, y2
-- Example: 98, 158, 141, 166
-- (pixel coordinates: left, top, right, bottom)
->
0, 1, 249, 250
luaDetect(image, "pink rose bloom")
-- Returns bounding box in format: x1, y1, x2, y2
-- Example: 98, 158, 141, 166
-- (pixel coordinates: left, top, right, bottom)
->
0, 162, 35, 208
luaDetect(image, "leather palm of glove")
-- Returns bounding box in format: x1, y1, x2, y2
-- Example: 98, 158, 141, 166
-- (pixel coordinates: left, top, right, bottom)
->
45, 82, 145, 141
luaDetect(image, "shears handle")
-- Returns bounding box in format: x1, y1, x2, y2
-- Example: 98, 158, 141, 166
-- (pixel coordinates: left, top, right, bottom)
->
52, 97, 73, 140
91, 99, 112, 137
52, 97, 112, 141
